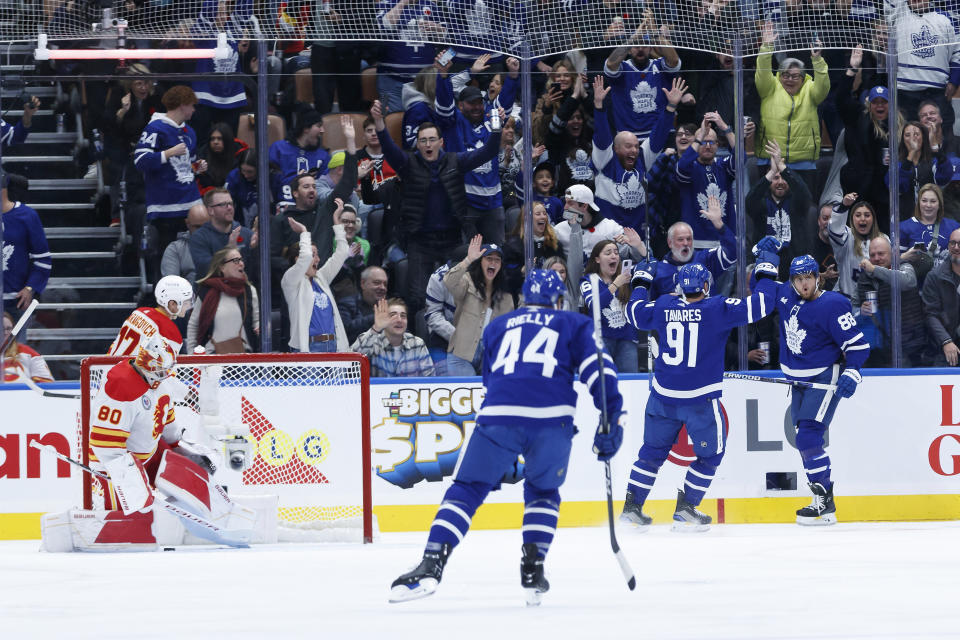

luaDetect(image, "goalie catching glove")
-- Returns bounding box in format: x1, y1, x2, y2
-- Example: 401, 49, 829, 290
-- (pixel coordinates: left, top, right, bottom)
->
593, 412, 626, 461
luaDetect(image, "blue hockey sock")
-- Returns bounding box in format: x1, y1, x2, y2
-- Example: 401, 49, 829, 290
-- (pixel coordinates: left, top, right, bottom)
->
626, 446, 669, 506
522, 485, 560, 559
796, 420, 832, 489
682, 454, 721, 506
426, 481, 489, 551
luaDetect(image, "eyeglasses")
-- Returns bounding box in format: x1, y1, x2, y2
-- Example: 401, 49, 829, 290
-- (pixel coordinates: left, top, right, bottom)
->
700, 140, 718, 147
780, 72, 803, 80
341, 218, 357, 225
224, 257, 244, 265
209, 201, 233, 209
948, 241, 960, 248
418, 137, 440, 144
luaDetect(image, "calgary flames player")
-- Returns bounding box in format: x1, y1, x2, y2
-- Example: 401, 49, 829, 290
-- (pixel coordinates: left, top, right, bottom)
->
40, 336, 255, 551
109, 275, 194, 356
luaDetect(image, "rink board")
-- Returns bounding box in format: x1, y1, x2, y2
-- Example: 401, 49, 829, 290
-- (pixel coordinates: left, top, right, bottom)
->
2, 371, 960, 538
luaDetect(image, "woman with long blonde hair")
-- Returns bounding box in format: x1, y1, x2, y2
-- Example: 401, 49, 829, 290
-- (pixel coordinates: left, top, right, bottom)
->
504, 201, 565, 295
827, 193, 889, 298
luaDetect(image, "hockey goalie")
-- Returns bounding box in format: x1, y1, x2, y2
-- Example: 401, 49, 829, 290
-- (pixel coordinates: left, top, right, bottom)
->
41, 336, 257, 552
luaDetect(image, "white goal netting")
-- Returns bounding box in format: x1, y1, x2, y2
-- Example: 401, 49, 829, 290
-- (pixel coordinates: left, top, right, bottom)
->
1, 0, 954, 58
79, 353, 373, 542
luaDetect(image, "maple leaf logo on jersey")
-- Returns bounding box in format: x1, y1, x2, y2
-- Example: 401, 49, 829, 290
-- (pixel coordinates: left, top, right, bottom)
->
616, 171, 644, 209
785, 314, 806, 355
769, 207, 792, 243
567, 149, 593, 181
1, 243, 13, 272
603, 298, 627, 329
629, 80, 658, 114
696, 183, 728, 218
911, 25, 937, 59
169, 152, 195, 184
213, 45, 239, 74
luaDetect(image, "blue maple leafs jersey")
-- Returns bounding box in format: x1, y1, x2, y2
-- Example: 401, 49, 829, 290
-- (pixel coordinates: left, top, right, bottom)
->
770, 284, 870, 379
625, 281, 776, 404
479, 306, 624, 428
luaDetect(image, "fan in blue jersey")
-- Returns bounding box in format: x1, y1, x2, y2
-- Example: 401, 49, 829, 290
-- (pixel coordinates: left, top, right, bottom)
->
602, 27, 682, 140
761, 252, 871, 525
2, 171, 51, 314
0, 96, 39, 151
621, 258, 778, 531
390, 269, 625, 606
268, 109, 330, 205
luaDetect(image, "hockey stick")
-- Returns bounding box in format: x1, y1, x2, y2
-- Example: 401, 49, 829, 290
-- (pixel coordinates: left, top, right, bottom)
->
0, 298, 39, 353
723, 372, 837, 391
29, 441, 250, 548
0, 300, 77, 397
589, 274, 637, 591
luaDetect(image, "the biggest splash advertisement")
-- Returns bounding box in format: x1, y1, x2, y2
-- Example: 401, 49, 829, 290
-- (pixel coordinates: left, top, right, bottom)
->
372, 382, 487, 489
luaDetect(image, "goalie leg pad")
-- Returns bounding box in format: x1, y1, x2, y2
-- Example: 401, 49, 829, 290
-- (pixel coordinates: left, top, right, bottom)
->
41, 509, 158, 552
156, 450, 256, 543
100, 453, 155, 515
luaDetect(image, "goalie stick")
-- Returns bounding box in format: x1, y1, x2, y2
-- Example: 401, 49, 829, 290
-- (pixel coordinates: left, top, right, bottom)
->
589, 274, 637, 592
29, 441, 250, 548
723, 372, 837, 391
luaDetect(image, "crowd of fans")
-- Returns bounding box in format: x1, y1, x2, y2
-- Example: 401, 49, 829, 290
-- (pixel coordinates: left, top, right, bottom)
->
7, 0, 960, 378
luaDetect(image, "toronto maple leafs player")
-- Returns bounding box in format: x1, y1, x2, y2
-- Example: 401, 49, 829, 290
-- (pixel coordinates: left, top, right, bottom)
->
758, 246, 870, 525
620, 259, 778, 531
390, 270, 625, 606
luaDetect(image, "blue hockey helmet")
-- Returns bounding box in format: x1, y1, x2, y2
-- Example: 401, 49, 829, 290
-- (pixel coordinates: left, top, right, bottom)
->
789, 255, 820, 279
675, 263, 711, 295
522, 269, 565, 307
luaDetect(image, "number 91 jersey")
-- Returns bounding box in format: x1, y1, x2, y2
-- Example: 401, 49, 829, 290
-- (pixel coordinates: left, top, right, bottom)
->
478, 307, 624, 428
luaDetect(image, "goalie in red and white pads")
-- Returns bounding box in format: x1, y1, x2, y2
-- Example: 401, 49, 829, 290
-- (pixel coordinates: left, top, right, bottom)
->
41, 335, 256, 552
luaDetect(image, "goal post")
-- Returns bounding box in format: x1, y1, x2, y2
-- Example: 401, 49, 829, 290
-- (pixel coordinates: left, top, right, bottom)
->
79, 352, 373, 543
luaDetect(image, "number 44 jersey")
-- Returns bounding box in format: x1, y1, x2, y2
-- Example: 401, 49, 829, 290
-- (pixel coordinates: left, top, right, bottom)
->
478, 307, 624, 428
625, 280, 778, 405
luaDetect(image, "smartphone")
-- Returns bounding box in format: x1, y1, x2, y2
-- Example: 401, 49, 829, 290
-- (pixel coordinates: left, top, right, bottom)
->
437, 48, 456, 66
913, 242, 927, 251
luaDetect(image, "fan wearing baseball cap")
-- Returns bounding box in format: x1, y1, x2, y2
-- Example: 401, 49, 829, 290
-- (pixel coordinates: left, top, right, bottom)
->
554, 183, 649, 265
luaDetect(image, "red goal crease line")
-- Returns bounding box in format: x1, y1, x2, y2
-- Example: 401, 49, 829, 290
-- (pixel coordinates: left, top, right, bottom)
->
34, 33, 232, 61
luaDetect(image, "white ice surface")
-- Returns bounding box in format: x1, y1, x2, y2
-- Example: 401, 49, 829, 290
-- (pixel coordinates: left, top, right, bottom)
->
1, 521, 959, 639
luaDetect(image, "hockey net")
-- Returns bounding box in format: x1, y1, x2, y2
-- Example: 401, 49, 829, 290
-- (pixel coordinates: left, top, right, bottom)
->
0, 0, 932, 59
78, 353, 374, 543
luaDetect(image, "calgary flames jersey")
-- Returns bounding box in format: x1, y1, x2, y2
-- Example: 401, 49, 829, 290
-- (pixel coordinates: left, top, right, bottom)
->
88, 361, 177, 467
109, 307, 183, 357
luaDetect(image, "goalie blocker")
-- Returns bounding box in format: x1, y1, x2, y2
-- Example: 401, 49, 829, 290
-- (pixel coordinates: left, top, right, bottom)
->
41, 450, 265, 552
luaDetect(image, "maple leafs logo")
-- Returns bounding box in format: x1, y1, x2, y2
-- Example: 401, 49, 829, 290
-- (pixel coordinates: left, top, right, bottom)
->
2, 243, 13, 272
603, 298, 627, 329
696, 182, 728, 218
615, 171, 644, 209
911, 25, 937, 59
785, 314, 806, 355
629, 80, 657, 114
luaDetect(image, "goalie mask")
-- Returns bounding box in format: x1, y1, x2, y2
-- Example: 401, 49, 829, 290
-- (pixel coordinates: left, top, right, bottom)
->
134, 335, 177, 388
155, 275, 194, 318
522, 269, 565, 307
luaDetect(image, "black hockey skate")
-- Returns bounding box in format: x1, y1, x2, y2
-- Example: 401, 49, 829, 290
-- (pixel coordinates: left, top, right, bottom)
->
671, 489, 712, 532
619, 491, 653, 530
389, 543, 451, 603
796, 482, 837, 526
520, 543, 550, 607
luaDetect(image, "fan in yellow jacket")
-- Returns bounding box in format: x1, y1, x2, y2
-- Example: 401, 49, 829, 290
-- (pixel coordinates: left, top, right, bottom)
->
754, 23, 830, 166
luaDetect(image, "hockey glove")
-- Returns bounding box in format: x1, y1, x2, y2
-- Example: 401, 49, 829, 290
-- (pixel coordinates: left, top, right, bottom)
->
754, 251, 780, 280
593, 412, 626, 461
752, 235, 783, 257
631, 260, 657, 290
836, 369, 861, 399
